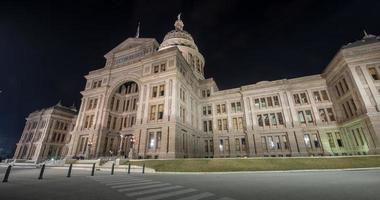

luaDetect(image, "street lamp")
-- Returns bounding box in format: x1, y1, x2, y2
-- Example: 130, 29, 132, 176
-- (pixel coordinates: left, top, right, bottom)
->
128, 135, 136, 159
118, 134, 124, 157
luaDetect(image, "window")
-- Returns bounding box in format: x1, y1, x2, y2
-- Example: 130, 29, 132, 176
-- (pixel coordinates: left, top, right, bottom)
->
268, 136, 275, 150
282, 135, 289, 149
261, 136, 267, 151
208, 120, 213, 132
304, 134, 311, 148
305, 110, 313, 123
148, 132, 155, 149
221, 104, 226, 113
217, 119, 222, 131
235, 138, 241, 151
275, 136, 281, 150
300, 93, 308, 104
207, 105, 212, 115
355, 128, 365, 146
236, 102, 242, 112
241, 138, 246, 152
273, 96, 280, 106
368, 67, 379, 80
150, 105, 156, 120
231, 103, 236, 113
157, 104, 164, 120
319, 109, 328, 122
321, 90, 329, 101
312, 134, 320, 148
219, 139, 224, 153
160, 63, 166, 72
260, 98, 267, 108
232, 118, 238, 130
326, 108, 336, 121
204, 140, 209, 152
257, 115, 263, 127
327, 133, 335, 148
152, 86, 158, 97
222, 119, 228, 130
264, 114, 270, 126
313, 91, 321, 102
270, 113, 277, 126
267, 97, 273, 107
156, 132, 162, 150
335, 132, 344, 147
277, 113, 284, 125
335, 85, 341, 97
293, 94, 301, 104
215, 104, 226, 114
159, 85, 165, 96
216, 105, 221, 114
153, 65, 159, 73
298, 111, 306, 124
254, 99, 260, 108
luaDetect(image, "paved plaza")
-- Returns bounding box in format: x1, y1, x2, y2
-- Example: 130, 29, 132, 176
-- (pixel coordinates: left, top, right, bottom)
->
1, 167, 380, 200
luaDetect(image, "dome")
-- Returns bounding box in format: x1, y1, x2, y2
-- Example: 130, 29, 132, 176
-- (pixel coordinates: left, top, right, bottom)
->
159, 14, 198, 51
158, 14, 205, 80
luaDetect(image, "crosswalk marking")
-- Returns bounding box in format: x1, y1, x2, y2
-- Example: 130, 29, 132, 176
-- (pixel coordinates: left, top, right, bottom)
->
136, 188, 197, 200
176, 192, 215, 200
127, 185, 183, 197
117, 183, 170, 192
113, 181, 161, 189
106, 180, 151, 186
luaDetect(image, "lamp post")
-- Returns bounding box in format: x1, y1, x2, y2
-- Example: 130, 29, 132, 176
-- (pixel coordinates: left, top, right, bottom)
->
128, 136, 136, 159
118, 134, 124, 157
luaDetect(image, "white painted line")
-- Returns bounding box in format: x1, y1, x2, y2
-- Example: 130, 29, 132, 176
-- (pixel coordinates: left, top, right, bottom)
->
105, 180, 149, 186
93, 178, 143, 182
176, 192, 215, 200
137, 188, 197, 200
115, 181, 161, 190
127, 185, 183, 197
119, 183, 170, 192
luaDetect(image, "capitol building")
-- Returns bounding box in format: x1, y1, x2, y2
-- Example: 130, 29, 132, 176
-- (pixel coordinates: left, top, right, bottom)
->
13, 15, 380, 161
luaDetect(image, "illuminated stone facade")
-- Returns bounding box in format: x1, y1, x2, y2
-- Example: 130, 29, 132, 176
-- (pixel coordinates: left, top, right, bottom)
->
14, 16, 380, 161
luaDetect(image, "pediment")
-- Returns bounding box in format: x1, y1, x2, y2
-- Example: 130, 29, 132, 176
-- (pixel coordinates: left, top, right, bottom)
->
105, 37, 159, 58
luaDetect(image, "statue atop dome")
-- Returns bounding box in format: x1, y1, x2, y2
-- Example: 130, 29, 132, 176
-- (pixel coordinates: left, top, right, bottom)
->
174, 13, 184, 31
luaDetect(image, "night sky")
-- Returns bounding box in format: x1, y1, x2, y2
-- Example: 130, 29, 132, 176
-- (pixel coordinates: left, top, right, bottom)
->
1, 0, 380, 156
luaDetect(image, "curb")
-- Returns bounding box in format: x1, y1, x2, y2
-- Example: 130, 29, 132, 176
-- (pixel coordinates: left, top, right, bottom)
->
153, 167, 380, 175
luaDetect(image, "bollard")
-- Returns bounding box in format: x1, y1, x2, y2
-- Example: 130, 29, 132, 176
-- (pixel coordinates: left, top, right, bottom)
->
142, 163, 145, 174
2, 165, 12, 183
91, 163, 96, 176
111, 162, 115, 175
127, 163, 131, 174
67, 163, 73, 178
38, 164, 45, 180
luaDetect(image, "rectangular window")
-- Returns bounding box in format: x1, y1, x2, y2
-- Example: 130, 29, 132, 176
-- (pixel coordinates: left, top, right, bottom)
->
232, 118, 238, 130
313, 91, 321, 102
282, 135, 289, 149
221, 104, 226, 113
219, 139, 224, 153
319, 109, 328, 122
152, 86, 158, 98
264, 114, 270, 126
257, 115, 263, 127
327, 133, 335, 148
335, 132, 344, 147
335, 85, 341, 97
273, 96, 280, 106
305, 110, 313, 123
277, 113, 284, 125
203, 106, 207, 116
159, 85, 165, 96
150, 105, 156, 120
223, 119, 228, 130
203, 121, 208, 132
261, 136, 267, 151
208, 120, 213, 132
207, 105, 212, 115
321, 90, 329, 101
267, 97, 273, 107
326, 108, 336, 121
216, 105, 221, 114
298, 111, 305, 123
160, 63, 166, 72
153, 65, 159, 73
157, 104, 164, 120
300, 93, 308, 104
369, 67, 379, 80
268, 136, 275, 150
293, 94, 300, 104
270, 113, 277, 126
304, 134, 311, 148
254, 99, 260, 108
236, 102, 242, 112
260, 98, 267, 108
356, 128, 365, 146
204, 140, 209, 152
241, 138, 246, 152
342, 78, 349, 91
312, 133, 320, 148
156, 132, 162, 150
351, 130, 359, 146
217, 119, 222, 131
231, 103, 236, 113
148, 132, 155, 149
235, 138, 241, 151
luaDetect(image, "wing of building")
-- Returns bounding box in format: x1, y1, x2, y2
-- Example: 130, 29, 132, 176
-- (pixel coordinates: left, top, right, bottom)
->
14, 17, 380, 162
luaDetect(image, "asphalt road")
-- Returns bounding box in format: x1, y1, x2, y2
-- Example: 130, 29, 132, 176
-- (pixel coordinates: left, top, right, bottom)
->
0, 167, 380, 200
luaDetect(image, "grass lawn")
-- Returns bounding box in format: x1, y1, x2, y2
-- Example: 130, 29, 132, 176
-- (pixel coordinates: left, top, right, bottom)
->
126, 156, 380, 172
